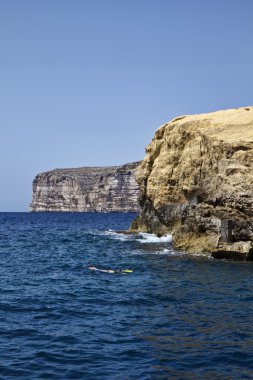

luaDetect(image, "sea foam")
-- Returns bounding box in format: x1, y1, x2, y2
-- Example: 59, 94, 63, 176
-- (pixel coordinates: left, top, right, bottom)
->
103, 230, 173, 244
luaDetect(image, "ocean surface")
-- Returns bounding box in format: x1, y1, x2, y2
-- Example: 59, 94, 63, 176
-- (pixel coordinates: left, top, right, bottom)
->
1, 212, 253, 380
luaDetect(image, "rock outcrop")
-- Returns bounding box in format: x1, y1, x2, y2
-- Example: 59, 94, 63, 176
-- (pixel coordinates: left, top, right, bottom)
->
30, 162, 140, 212
130, 106, 253, 260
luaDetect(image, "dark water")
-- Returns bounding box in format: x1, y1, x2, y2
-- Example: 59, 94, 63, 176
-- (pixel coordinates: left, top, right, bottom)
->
1, 213, 253, 380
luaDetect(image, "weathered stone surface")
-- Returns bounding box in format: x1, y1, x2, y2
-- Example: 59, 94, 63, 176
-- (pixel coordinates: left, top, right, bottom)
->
130, 106, 253, 259
30, 162, 140, 212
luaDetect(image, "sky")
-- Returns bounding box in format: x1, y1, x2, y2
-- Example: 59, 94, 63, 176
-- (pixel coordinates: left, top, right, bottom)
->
0, 0, 253, 211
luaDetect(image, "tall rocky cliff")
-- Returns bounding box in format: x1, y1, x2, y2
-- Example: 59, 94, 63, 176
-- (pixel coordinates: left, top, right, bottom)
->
130, 106, 253, 260
30, 162, 140, 212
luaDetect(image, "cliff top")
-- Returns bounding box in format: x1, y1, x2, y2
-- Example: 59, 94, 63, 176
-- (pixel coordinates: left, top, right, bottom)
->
36, 161, 141, 178
158, 106, 253, 144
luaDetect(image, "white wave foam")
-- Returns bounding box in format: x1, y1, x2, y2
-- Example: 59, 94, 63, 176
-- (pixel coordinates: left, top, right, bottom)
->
136, 233, 172, 244
102, 230, 173, 244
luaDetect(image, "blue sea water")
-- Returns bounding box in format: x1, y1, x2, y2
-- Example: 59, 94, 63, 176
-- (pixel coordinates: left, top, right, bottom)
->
1, 212, 253, 380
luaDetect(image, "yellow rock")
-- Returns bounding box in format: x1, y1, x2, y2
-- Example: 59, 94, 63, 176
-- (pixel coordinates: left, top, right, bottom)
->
131, 106, 253, 260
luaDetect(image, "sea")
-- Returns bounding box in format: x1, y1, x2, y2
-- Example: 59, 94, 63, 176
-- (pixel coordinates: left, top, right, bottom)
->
1, 212, 253, 380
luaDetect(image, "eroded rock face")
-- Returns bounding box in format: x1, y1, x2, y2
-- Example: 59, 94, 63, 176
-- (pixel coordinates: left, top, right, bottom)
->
30, 162, 140, 212
130, 106, 253, 259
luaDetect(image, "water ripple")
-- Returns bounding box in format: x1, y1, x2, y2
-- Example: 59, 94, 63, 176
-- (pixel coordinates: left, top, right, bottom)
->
1, 212, 253, 379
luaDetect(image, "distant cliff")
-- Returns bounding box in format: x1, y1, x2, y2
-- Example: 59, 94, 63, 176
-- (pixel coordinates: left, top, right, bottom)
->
130, 106, 253, 260
30, 162, 140, 212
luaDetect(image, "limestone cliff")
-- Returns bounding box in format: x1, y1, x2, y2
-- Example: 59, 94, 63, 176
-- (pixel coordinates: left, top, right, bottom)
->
131, 106, 253, 260
30, 162, 140, 212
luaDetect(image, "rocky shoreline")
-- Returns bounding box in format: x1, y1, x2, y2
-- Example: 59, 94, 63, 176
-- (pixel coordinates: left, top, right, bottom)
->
130, 106, 253, 260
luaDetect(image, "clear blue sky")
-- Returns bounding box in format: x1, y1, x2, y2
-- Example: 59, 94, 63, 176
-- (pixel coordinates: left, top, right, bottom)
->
1, 0, 253, 211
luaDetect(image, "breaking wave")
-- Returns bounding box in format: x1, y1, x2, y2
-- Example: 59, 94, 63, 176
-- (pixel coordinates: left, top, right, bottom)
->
137, 232, 173, 243
103, 230, 173, 244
